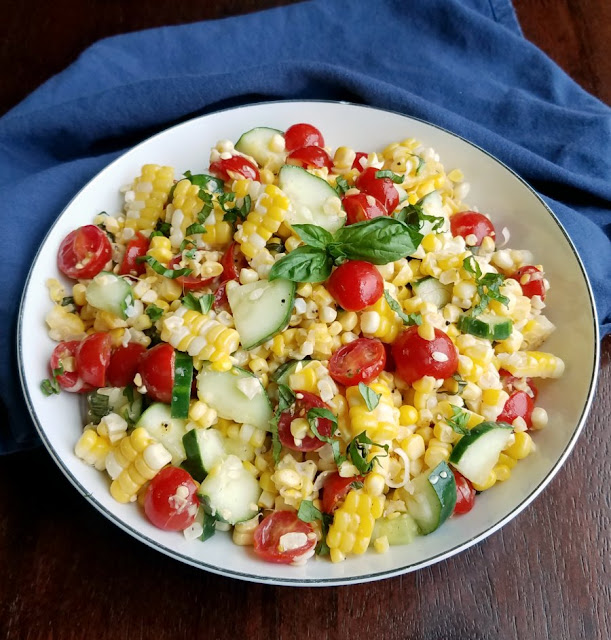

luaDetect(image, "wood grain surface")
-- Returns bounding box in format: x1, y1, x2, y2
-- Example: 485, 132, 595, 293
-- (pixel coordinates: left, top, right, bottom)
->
1, 2, 609, 639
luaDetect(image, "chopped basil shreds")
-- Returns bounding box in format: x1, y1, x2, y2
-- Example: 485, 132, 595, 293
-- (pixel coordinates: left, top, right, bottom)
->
384, 290, 422, 326
145, 304, 164, 322
462, 256, 508, 316
307, 408, 345, 467
185, 223, 207, 236
182, 292, 214, 314
446, 405, 471, 435
375, 170, 404, 184
452, 372, 467, 394
61, 296, 75, 307
297, 500, 332, 556
334, 175, 351, 196
393, 200, 444, 232
40, 363, 64, 397
269, 384, 296, 463
266, 242, 285, 253
346, 431, 389, 475
87, 390, 111, 423
151, 219, 171, 238
358, 382, 381, 411
136, 255, 192, 279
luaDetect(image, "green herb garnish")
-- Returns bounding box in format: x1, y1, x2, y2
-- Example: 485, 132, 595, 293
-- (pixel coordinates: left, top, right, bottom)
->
346, 431, 389, 475
383, 290, 422, 326
136, 255, 192, 279
182, 292, 214, 314
462, 256, 509, 316
358, 382, 381, 411
446, 404, 471, 435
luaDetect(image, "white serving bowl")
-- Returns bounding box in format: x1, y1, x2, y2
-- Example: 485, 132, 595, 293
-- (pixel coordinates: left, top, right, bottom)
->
18, 101, 599, 586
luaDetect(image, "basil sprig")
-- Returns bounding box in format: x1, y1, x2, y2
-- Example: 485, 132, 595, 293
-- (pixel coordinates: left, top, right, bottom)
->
347, 432, 389, 475
358, 383, 380, 411
462, 256, 509, 316
182, 292, 214, 314
446, 405, 471, 435
269, 218, 423, 283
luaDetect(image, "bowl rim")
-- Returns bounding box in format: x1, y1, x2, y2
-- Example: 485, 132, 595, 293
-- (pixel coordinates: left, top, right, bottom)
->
17, 99, 601, 586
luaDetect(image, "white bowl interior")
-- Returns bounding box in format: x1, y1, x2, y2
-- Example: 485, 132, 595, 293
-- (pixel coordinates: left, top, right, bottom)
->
18, 101, 598, 585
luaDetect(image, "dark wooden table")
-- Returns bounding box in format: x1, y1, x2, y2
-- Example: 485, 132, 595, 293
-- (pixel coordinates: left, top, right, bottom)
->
1, 2, 609, 638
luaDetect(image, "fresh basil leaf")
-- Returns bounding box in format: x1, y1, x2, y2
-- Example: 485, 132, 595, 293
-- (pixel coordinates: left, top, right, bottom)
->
197, 198, 214, 224
350, 480, 364, 490
462, 256, 508, 316
383, 290, 422, 326
463, 255, 482, 279
186, 223, 207, 236
358, 382, 380, 411
182, 292, 214, 314
137, 256, 192, 279
179, 238, 197, 253
332, 217, 423, 265
307, 408, 345, 467
40, 363, 65, 397
334, 176, 351, 196
268, 246, 333, 283
291, 224, 334, 250
446, 405, 471, 435
61, 296, 75, 307
277, 384, 296, 412
269, 384, 296, 464
297, 500, 323, 523
375, 170, 404, 184
394, 201, 444, 232
145, 304, 164, 322
87, 390, 111, 423
452, 373, 467, 394
151, 219, 171, 237
346, 431, 389, 475
184, 171, 224, 194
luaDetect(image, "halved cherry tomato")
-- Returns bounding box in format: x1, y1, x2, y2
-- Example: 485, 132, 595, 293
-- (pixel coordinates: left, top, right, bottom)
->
144, 467, 199, 531
168, 256, 214, 291
498, 390, 535, 428
355, 167, 399, 213
326, 260, 384, 311
253, 510, 316, 564
106, 343, 147, 388
284, 123, 324, 152
392, 326, 458, 384
328, 338, 386, 386
49, 341, 92, 393
321, 472, 364, 514
209, 155, 260, 182
499, 369, 538, 401
511, 265, 546, 300
75, 332, 112, 388
57, 225, 112, 279
277, 391, 333, 452
449, 211, 496, 246
382, 342, 396, 372
286, 146, 333, 170
220, 241, 247, 281
119, 232, 149, 276
352, 151, 368, 171
452, 470, 476, 515
138, 343, 175, 404
342, 193, 387, 225
213, 280, 230, 311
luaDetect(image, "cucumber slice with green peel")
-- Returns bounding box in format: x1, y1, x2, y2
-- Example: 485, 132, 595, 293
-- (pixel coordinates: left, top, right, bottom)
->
171, 352, 193, 419
449, 421, 514, 486
196, 365, 273, 431
235, 127, 286, 170
278, 164, 347, 233
412, 277, 452, 308
227, 278, 296, 350
458, 313, 513, 341
182, 428, 227, 482
371, 513, 419, 546
85, 272, 134, 319
197, 455, 261, 524
184, 507, 217, 542
135, 402, 187, 465
405, 461, 457, 534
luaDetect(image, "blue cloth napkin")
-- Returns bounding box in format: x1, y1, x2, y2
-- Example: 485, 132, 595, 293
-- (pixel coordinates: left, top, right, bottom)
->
1, 0, 609, 453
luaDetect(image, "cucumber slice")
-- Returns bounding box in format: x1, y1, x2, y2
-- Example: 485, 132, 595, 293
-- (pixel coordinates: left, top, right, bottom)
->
395, 184, 408, 204
371, 513, 419, 546
458, 313, 513, 341
196, 365, 273, 431
227, 278, 296, 350
271, 359, 303, 386
449, 421, 513, 485
85, 272, 134, 319
197, 455, 261, 524
182, 428, 227, 482
405, 461, 456, 534
135, 402, 187, 465
235, 127, 286, 170
419, 191, 450, 234
412, 277, 452, 308
279, 164, 346, 233
171, 352, 193, 419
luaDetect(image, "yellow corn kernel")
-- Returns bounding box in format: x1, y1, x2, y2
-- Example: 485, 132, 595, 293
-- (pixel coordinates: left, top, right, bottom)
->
259, 471, 276, 493
45, 304, 86, 342
423, 445, 450, 469
124, 165, 175, 233
472, 469, 497, 492
346, 381, 399, 441
493, 464, 511, 482
361, 288, 402, 343
147, 235, 173, 265
504, 431, 533, 460
498, 452, 517, 469
373, 536, 390, 554
496, 351, 565, 379
399, 404, 418, 426
155, 277, 183, 302
402, 433, 425, 461
421, 233, 441, 253
72, 283, 87, 307
74, 430, 112, 471
415, 425, 433, 445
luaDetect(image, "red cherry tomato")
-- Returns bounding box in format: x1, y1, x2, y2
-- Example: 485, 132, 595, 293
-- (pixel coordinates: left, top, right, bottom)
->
449, 211, 496, 246
75, 332, 112, 388
119, 232, 149, 276
326, 260, 384, 311
511, 265, 546, 300
168, 256, 214, 291
277, 391, 334, 452
355, 167, 399, 213
138, 343, 175, 403
144, 467, 199, 531
286, 146, 333, 170
284, 123, 324, 152
321, 472, 364, 514
498, 390, 535, 428
392, 326, 458, 384
57, 225, 112, 280
49, 341, 92, 393
220, 241, 247, 281
499, 369, 538, 401
342, 193, 388, 225
253, 510, 316, 564
209, 155, 260, 182
382, 342, 396, 372
213, 280, 230, 311
452, 470, 476, 515
352, 151, 368, 171
328, 338, 386, 386
106, 343, 147, 388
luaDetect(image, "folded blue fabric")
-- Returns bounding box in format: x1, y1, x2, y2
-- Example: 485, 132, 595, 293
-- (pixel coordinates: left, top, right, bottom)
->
1, 0, 609, 453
